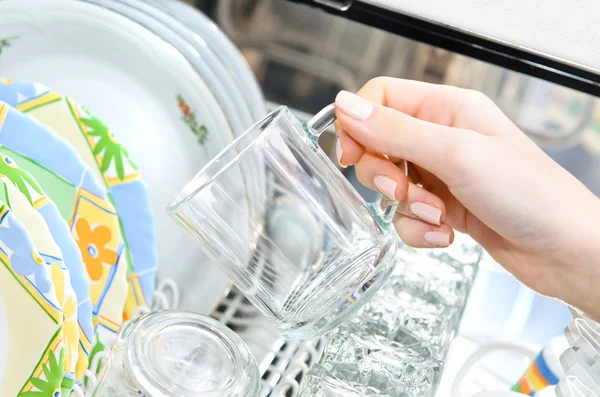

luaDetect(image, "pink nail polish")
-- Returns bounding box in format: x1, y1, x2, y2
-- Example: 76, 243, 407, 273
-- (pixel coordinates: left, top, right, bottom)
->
335, 90, 373, 121
424, 231, 451, 247
336, 137, 347, 168
374, 176, 397, 200
410, 202, 442, 225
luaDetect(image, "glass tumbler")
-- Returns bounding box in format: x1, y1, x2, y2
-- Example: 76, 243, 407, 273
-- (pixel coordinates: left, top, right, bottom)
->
167, 105, 405, 339
91, 311, 260, 397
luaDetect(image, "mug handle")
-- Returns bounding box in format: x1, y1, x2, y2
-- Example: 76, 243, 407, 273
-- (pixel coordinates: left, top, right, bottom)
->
305, 103, 408, 227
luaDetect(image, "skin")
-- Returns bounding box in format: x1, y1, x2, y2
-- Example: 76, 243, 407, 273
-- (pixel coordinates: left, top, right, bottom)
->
334, 77, 600, 320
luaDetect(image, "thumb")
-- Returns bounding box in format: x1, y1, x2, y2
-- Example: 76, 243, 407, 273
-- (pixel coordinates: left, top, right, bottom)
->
335, 90, 479, 183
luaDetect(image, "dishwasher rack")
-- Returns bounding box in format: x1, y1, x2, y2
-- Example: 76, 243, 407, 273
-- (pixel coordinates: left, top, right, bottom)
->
80, 281, 324, 397
210, 285, 326, 397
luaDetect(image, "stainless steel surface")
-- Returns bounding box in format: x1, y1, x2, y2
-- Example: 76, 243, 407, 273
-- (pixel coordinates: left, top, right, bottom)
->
313, 0, 353, 11
196, 0, 600, 198
168, 3, 594, 395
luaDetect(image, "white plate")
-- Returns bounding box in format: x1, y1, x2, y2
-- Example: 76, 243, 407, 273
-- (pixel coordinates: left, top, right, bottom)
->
148, 0, 267, 121
88, 0, 254, 136
0, 0, 236, 314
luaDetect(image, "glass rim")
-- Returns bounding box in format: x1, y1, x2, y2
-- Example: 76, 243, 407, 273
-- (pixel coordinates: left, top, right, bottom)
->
166, 105, 289, 215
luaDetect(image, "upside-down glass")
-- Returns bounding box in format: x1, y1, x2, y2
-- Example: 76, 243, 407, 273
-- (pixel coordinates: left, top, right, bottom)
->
167, 105, 405, 339
91, 311, 260, 397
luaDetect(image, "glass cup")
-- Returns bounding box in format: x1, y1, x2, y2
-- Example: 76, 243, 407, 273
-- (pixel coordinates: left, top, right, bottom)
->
167, 105, 406, 339
91, 311, 260, 397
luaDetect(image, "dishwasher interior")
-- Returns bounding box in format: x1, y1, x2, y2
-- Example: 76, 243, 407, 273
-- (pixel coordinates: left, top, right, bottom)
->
183, 1, 598, 395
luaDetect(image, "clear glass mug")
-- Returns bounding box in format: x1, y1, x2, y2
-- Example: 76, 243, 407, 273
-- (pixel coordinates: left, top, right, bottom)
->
91, 311, 260, 397
167, 104, 406, 339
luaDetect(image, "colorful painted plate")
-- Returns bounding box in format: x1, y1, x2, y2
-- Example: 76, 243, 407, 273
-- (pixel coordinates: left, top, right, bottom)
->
0, 150, 94, 384
0, 80, 157, 320
0, 168, 79, 392
147, 0, 267, 121
0, 202, 65, 397
0, 0, 242, 314
0, 103, 127, 360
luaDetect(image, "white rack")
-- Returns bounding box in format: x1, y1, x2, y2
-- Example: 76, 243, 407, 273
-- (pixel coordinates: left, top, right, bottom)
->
209, 285, 327, 397
79, 280, 324, 397
557, 310, 600, 397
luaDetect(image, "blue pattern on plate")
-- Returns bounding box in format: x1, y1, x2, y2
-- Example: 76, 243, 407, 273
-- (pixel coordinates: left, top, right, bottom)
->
0, 80, 158, 308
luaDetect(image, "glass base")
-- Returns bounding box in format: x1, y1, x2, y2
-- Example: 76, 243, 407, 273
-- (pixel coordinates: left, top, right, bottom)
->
279, 238, 398, 340
93, 311, 260, 397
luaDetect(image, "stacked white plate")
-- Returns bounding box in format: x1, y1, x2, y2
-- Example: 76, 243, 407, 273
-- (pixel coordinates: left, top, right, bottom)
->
0, 0, 266, 315
0, 0, 267, 394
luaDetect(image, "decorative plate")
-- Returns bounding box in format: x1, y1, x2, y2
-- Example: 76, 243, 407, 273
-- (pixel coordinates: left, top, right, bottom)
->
147, 0, 267, 121
0, 202, 65, 397
0, 79, 157, 320
0, 167, 80, 392
0, 0, 241, 314
91, 0, 254, 135
0, 149, 94, 384
0, 102, 127, 362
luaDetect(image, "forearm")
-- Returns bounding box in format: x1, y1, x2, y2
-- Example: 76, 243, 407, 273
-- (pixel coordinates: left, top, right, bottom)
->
553, 196, 600, 321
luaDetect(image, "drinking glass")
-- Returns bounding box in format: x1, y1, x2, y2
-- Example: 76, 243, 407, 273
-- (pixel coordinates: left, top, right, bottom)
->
91, 311, 260, 397
298, 236, 482, 397
167, 104, 406, 339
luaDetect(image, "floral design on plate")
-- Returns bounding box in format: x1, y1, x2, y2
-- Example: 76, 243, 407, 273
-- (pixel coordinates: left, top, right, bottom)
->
24, 348, 65, 397
0, 101, 128, 375
0, 37, 17, 56
0, 228, 53, 293
74, 218, 118, 283
177, 94, 208, 145
0, 155, 44, 205
50, 262, 78, 384
78, 109, 138, 183
0, 159, 80, 391
0, 150, 94, 383
0, 203, 64, 397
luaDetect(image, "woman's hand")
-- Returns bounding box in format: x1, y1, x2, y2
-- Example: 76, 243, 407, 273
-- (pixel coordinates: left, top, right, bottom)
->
335, 77, 600, 319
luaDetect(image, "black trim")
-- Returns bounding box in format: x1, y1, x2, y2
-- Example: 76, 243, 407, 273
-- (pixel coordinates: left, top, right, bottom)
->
287, 0, 600, 97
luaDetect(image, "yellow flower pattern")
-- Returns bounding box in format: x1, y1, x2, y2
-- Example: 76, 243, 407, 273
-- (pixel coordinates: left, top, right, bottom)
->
70, 188, 128, 340
32, 251, 44, 265
74, 218, 118, 283
50, 262, 79, 383
0, 171, 80, 389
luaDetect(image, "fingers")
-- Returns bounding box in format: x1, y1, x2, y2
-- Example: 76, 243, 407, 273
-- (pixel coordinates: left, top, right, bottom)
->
341, 146, 456, 250
394, 214, 454, 248
351, 77, 515, 134
350, 151, 409, 201
333, 76, 524, 169
335, 90, 479, 182
397, 185, 446, 226
335, 121, 363, 167
353, 153, 446, 225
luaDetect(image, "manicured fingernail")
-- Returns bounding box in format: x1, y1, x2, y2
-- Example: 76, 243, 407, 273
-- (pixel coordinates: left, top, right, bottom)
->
335, 90, 373, 121
424, 231, 451, 247
336, 137, 347, 168
374, 175, 397, 200
410, 202, 442, 225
